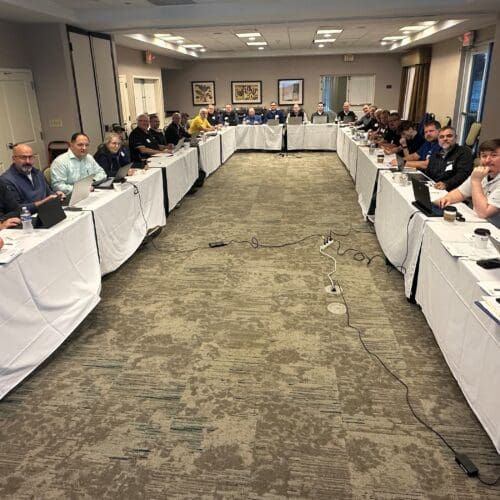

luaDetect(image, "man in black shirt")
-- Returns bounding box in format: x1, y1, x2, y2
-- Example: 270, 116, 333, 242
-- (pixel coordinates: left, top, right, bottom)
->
0, 179, 21, 228
148, 114, 167, 146
207, 105, 219, 127
164, 112, 191, 146
337, 101, 357, 123
219, 104, 239, 126
426, 126, 473, 191
128, 114, 166, 163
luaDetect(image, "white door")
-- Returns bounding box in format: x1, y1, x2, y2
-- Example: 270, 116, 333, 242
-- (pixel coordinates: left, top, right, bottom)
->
119, 75, 131, 132
133, 77, 160, 119
0, 69, 46, 174
347, 75, 376, 115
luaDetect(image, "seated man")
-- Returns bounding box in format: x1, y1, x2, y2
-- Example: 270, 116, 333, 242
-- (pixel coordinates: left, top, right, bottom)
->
206, 104, 219, 127
219, 104, 239, 126
337, 101, 357, 123
426, 126, 473, 191
165, 112, 191, 145
243, 107, 262, 125
287, 102, 307, 123
354, 104, 373, 130
51, 133, 107, 195
379, 112, 401, 150
188, 108, 216, 135
311, 101, 336, 123
393, 120, 441, 170
148, 114, 167, 146
0, 179, 21, 228
2, 144, 65, 213
436, 138, 500, 226
263, 101, 285, 124
128, 114, 166, 163
386, 120, 425, 156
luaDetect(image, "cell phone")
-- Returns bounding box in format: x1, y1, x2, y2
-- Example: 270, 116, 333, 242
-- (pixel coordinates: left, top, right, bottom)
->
476, 258, 500, 269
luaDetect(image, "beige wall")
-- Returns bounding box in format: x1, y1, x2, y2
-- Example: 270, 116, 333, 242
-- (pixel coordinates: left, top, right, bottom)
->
162, 53, 402, 117
426, 37, 462, 123
116, 46, 183, 123
0, 20, 31, 68
482, 16, 500, 140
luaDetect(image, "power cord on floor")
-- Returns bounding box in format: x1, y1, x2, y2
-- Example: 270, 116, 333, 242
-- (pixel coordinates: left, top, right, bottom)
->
335, 280, 500, 488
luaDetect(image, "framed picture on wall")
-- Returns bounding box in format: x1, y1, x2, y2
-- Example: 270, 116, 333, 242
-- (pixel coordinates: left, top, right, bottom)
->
231, 81, 262, 104
278, 78, 304, 105
191, 81, 216, 106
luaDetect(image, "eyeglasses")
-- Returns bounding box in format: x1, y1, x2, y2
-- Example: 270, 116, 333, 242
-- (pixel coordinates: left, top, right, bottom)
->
14, 155, 34, 161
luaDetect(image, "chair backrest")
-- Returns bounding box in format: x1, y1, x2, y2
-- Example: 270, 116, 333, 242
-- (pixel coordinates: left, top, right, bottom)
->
43, 166, 51, 186
437, 115, 451, 128
465, 122, 481, 147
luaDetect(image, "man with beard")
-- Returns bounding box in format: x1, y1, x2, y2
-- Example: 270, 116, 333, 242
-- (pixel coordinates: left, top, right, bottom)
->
2, 144, 65, 213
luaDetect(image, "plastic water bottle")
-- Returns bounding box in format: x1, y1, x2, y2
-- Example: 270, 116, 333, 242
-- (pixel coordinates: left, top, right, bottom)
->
224, 116, 229, 127
20, 206, 33, 233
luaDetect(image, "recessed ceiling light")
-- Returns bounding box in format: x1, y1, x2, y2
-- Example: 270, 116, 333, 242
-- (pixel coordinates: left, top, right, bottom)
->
200, 48, 207, 52
247, 41, 267, 46
236, 32, 261, 38
258, 47, 265, 50
182, 44, 203, 48
382, 36, 406, 41
323, 34, 331, 38
419, 20, 438, 26
380, 41, 388, 45
318, 44, 325, 48
399, 26, 426, 32
176, 40, 184, 44
317, 29, 343, 34
157, 35, 184, 42
249, 37, 256, 41
314, 39, 336, 43
402, 30, 411, 34
154, 33, 172, 38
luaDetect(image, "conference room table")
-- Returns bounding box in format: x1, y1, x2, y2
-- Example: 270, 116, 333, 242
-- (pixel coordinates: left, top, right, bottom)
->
219, 126, 237, 162
198, 133, 222, 176
416, 220, 500, 453
286, 123, 338, 151
0, 211, 101, 399
336, 127, 359, 181
235, 124, 283, 150
148, 147, 199, 212
74, 168, 166, 275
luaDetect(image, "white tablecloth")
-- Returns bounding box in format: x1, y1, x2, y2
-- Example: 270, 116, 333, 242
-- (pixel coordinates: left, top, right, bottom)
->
287, 123, 338, 150
336, 128, 358, 180
416, 221, 500, 453
198, 134, 222, 176
235, 124, 283, 150
0, 212, 101, 399
356, 147, 395, 218
220, 126, 237, 162
148, 148, 199, 211
76, 168, 166, 275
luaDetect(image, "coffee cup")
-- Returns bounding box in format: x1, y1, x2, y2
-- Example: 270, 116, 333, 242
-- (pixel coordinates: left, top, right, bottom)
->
113, 182, 122, 192
377, 153, 384, 164
473, 228, 491, 249
443, 206, 457, 222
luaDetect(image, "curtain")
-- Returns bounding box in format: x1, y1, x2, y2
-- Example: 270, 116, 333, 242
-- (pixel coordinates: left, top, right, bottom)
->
398, 66, 409, 115
399, 63, 430, 122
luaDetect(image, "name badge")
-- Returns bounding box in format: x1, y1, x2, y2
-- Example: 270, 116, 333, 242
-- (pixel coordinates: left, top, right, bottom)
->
120, 151, 125, 157
445, 164, 453, 172
146, 138, 151, 143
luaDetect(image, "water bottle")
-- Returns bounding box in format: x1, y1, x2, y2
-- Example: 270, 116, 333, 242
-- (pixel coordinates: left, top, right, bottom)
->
20, 206, 33, 233
224, 116, 229, 127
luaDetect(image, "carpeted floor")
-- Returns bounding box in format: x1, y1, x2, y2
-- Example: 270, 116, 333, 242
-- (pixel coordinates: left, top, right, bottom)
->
1, 151, 499, 498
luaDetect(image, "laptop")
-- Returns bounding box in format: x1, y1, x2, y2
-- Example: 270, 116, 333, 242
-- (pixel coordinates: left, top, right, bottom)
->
93, 163, 131, 189
288, 116, 303, 125
410, 176, 444, 217
266, 118, 279, 127
64, 175, 93, 207
35, 196, 67, 228
174, 138, 185, 152
312, 115, 328, 124
390, 155, 406, 172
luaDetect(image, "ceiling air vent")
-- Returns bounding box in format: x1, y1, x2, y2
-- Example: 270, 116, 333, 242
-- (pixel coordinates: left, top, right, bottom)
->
147, 0, 195, 5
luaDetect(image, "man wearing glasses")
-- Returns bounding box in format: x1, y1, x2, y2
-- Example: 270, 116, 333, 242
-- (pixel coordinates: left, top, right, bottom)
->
1, 144, 65, 213
425, 126, 473, 191
435, 138, 500, 226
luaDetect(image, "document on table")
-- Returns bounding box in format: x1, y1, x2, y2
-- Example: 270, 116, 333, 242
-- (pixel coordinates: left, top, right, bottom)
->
475, 296, 500, 325
478, 281, 500, 297
441, 241, 498, 260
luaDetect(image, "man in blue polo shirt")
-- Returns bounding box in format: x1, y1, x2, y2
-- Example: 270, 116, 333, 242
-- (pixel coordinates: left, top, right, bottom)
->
2, 144, 65, 213
263, 101, 285, 124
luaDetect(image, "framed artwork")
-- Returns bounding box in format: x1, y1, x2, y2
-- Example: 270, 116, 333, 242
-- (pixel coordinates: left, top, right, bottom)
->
278, 78, 304, 105
231, 81, 262, 104
191, 81, 215, 106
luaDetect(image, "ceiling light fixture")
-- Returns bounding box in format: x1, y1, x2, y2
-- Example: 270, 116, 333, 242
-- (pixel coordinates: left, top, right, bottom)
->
249, 37, 256, 41
154, 33, 172, 38
200, 48, 207, 52
247, 41, 267, 46
313, 39, 336, 43
317, 29, 343, 34
419, 20, 438, 26
399, 26, 426, 32
236, 32, 261, 38
380, 41, 388, 45
258, 47, 265, 50
323, 34, 332, 38
182, 44, 203, 48
157, 36, 184, 42
382, 36, 406, 41
318, 44, 325, 48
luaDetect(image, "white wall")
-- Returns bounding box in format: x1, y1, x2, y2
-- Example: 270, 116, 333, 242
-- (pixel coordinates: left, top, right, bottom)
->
162, 53, 402, 117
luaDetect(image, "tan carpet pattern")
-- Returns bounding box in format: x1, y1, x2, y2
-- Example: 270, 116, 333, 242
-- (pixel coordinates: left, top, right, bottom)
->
0, 152, 499, 498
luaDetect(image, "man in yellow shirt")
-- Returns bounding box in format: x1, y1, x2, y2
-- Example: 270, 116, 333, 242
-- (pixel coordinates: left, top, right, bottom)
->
189, 108, 216, 135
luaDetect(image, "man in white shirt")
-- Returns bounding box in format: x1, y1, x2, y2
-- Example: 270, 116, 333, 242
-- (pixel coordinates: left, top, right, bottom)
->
436, 138, 500, 226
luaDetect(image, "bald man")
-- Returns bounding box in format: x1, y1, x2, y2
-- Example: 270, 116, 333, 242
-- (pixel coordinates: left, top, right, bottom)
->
2, 144, 64, 213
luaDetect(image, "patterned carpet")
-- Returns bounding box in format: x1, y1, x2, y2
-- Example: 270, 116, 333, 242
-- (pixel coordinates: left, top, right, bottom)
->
0, 152, 499, 498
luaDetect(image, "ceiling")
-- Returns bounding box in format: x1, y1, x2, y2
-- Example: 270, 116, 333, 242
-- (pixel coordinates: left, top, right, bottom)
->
0, 0, 498, 60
